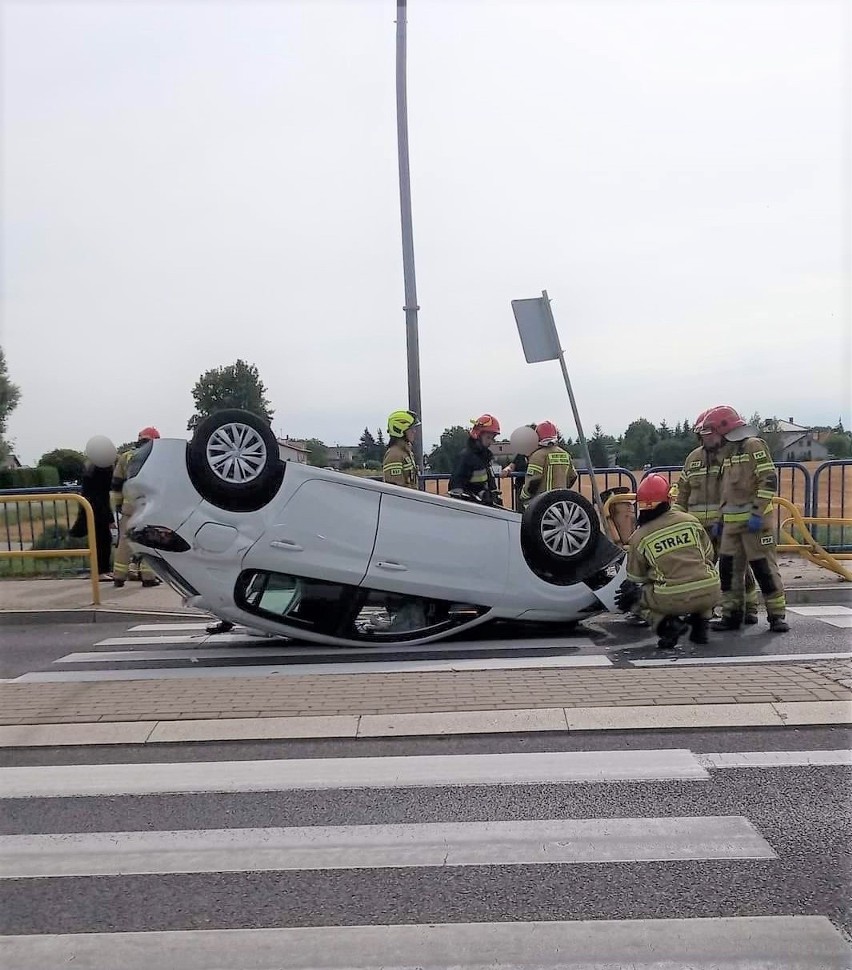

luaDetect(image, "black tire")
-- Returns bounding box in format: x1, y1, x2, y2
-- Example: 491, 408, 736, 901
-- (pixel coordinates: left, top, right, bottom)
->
187, 409, 284, 512
521, 488, 601, 569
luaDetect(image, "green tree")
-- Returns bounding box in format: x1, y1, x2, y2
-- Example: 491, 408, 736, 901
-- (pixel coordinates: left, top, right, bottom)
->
187, 359, 273, 431
748, 413, 786, 459
376, 429, 386, 455
357, 428, 378, 464
0, 347, 21, 465
304, 438, 329, 467
38, 448, 87, 482
588, 425, 617, 468
617, 418, 659, 469
825, 433, 852, 458
650, 437, 694, 467
427, 426, 469, 473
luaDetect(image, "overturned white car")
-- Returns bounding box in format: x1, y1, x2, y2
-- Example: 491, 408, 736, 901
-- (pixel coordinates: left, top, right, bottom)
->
125, 410, 625, 646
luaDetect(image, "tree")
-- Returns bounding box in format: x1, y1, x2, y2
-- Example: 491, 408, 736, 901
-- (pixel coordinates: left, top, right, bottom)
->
376, 429, 386, 454
427, 426, 469, 473
650, 437, 694, 467
748, 413, 786, 459
617, 418, 659, 469
38, 448, 86, 483
588, 425, 617, 469
825, 433, 852, 458
0, 347, 21, 465
304, 438, 329, 467
187, 359, 273, 431
357, 428, 378, 464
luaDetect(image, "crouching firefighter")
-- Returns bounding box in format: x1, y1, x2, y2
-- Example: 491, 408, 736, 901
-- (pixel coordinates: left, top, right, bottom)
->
703, 405, 788, 633
448, 414, 503, 506
614, 474, 721, 650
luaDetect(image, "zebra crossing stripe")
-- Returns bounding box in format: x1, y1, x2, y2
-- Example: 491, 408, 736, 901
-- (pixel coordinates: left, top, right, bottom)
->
13, 653, 611, 683
0, 749, 709, 798
2, 917, 849, 968
0, 816, 774, 878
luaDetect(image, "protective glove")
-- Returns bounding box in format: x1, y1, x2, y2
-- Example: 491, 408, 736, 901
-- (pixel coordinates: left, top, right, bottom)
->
708, 521, 723, 540
747, 513, 763, 533
614, 581, 641, 613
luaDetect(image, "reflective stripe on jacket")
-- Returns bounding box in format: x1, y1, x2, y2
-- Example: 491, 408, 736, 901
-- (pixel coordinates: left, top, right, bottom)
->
521, 445, 577, 502
720, 437, 777, 523
627, 507, 719, 597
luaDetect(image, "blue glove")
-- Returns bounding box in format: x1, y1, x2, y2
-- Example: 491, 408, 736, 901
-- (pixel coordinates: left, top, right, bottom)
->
709, 521, 723, 540
747, 513, 763, 533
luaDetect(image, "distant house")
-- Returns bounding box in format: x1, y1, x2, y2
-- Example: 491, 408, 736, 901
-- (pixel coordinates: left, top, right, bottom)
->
0, 454, 21, 471
327, 445, 361, 469
276, 438, 309, 464
772, 418, 830, 462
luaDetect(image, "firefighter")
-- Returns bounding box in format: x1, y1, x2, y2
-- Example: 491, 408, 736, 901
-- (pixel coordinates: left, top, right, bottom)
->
701, 405, 788, 632
111, 427, 161, 589
615, 474, 720, 649
673, 409, 759, 624
383, 410, 420, 489
519, 421, 577, 509
448, 414, 502, 506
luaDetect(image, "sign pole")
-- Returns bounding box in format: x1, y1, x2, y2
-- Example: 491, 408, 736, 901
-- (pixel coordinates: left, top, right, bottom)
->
541, 290, 605, 516
395, 0, 423, 468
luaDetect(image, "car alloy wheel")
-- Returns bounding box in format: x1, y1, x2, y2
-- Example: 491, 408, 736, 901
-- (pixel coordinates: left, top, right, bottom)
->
539, 500, 593, 558
206, 423, 268, 484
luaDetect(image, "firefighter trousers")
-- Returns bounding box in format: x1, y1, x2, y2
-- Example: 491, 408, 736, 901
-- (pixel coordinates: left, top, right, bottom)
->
719, 522, 786, 619
711, 534, 759, 617
113, 515, 156, 582
640, 583, 721, 631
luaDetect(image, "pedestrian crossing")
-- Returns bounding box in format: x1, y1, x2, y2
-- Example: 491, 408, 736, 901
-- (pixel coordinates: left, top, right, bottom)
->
1, 744, 849, 967
788, 605, 852, 629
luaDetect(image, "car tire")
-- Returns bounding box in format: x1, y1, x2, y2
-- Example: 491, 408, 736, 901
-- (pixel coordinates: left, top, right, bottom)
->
521, 488, 600, 569
187, 409, 284, 512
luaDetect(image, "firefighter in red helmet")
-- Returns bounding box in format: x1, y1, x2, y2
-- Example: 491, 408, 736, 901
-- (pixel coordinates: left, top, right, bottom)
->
615, 473, 720, 649
110, 427, 162, 588
701, 405, 788, 632
672, 408, 759, 624
519, 421, 577, 510
448, 414, 503, 506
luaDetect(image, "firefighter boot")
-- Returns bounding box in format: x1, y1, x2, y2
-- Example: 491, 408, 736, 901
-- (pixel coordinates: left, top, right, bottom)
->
744, 612, 759, 625
768, 615, 790, 633
711, 612, 743, 632
689, 614, 710, 645
656, 616, 689, 650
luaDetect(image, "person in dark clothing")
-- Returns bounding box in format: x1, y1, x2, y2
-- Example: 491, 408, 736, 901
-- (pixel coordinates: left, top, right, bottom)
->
502, 452, 528, 508
70, 461, 115, 579
448, 413, 502, 506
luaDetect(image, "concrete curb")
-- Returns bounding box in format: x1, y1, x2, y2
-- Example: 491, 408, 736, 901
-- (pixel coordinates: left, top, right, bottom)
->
0, 584, 847, 626
0, 701, 848, 747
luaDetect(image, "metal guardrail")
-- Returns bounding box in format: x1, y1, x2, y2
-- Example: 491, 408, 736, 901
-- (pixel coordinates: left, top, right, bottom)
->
0, 492, 101, 604
812, 460, 851, 553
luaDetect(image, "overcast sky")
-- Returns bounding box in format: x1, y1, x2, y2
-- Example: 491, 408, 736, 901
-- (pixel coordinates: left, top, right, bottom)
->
2, 0, 849, 462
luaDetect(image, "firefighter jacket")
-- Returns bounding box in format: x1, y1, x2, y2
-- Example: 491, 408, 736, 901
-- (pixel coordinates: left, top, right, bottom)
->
627, 507, 718, 598
671, 444, 727, 524
520, 445, 577, 503
110, 450, 134, 514
449, 441, 500, 505
719, 437, 777, 524
382, 441, 418, 489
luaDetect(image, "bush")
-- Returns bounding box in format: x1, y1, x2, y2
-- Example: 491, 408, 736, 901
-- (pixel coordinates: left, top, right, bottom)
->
0, 466, 62, 490
32, 524, 86, 551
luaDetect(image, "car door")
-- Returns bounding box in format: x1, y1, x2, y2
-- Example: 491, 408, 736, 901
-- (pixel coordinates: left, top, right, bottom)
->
363, 492, 510, 604
242, 479, 380, 586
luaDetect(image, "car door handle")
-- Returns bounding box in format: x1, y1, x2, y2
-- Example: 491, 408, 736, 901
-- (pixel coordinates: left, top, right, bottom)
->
270, 540, 304, 552
376, 560, 407, 571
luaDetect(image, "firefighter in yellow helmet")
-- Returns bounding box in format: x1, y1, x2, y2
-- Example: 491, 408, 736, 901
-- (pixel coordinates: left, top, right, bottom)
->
110, 427, 162, 589
519, 421, 577, 510
382, 410, 419, 489
615, 474, 720, 649
672, 409, 759, 624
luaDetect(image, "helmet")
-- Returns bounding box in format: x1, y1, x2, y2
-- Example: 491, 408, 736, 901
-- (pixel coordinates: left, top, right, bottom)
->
470, 414, 501, 439
535, 420, 559, 444
137, 427, 160, 441
668, 481, 679, 501
699, 405, 746, 439
692, 409, 709, 434
387, 409, 419, 438
637, 473, 672, 510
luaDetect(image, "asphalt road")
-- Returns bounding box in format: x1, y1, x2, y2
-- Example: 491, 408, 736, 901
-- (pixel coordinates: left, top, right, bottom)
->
1, 730, 850, 968
1, 603, 849, 681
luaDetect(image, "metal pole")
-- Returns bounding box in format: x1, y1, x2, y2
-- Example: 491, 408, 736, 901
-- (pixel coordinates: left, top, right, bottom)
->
542, 290, 605, 516
395, 0, 424, 468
